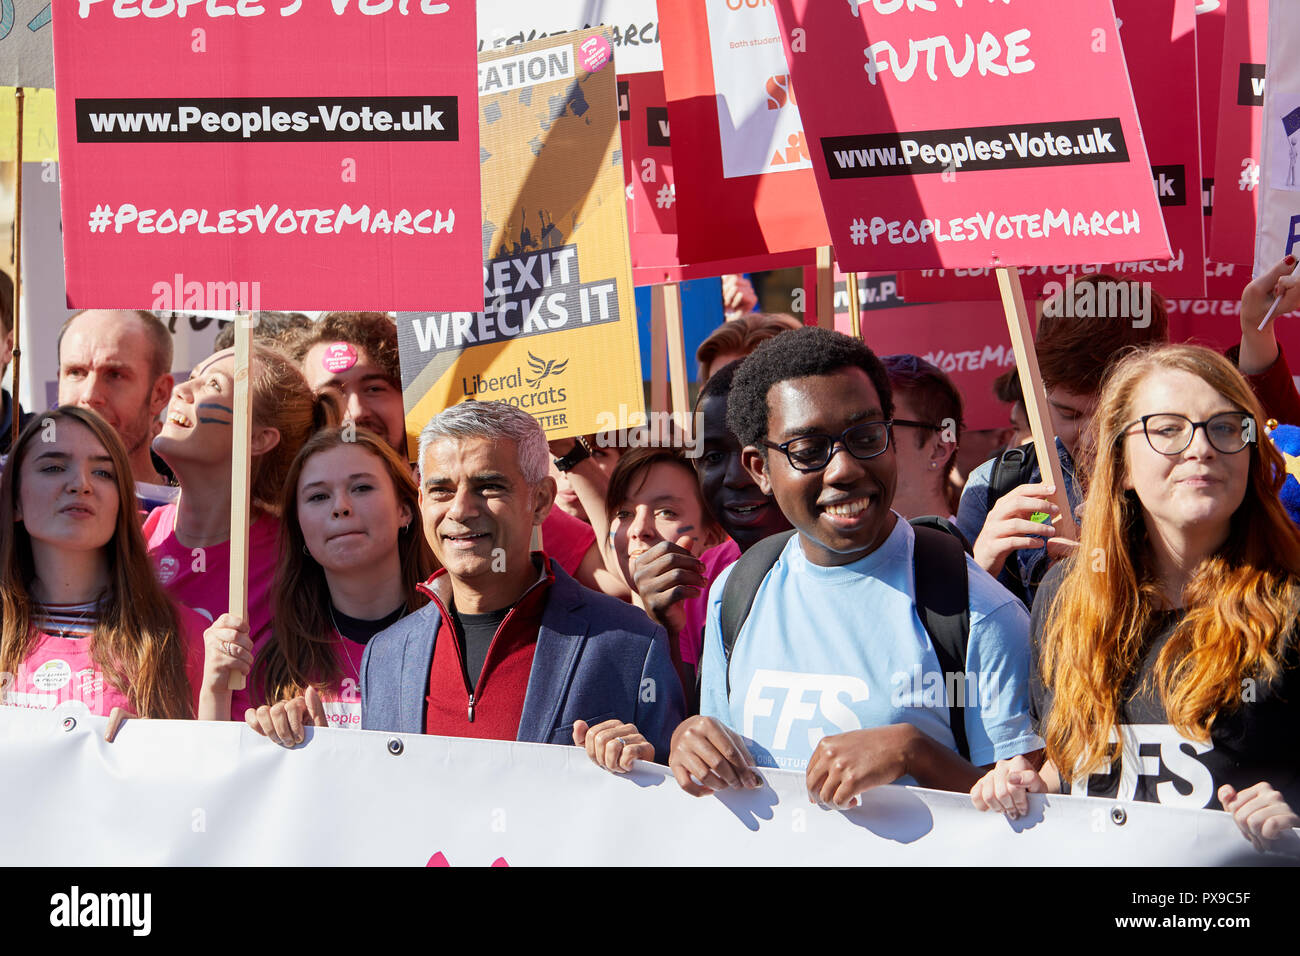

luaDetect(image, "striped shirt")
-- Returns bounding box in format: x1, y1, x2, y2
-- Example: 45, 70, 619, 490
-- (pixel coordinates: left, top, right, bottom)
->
32, 600, 101, 641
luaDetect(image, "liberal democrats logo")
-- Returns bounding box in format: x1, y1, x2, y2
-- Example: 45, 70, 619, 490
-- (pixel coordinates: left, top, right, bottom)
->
525, 352, 568, 389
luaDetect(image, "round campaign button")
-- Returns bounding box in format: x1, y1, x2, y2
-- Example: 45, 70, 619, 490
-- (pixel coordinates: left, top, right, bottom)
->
322, 342, 359, 373
579, 35, 612, 74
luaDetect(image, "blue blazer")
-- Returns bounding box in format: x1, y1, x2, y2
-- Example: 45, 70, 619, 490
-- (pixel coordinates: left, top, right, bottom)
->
360, 562, 686, 763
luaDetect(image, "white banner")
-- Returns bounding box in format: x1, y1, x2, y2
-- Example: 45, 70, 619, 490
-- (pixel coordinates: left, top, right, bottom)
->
704, 0, 813, 179
477, 0, 663, 74
1254, 0, 1300, 273
0, 709, 1292, 866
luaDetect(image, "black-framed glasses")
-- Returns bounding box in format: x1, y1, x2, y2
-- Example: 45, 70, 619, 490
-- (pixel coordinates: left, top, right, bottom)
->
891, 419, 942, 433
1123, 412, 1257, 456
762, 420, 892, 472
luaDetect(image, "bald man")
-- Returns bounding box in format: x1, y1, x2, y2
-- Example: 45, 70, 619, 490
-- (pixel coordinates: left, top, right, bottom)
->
58, 309, 177, 507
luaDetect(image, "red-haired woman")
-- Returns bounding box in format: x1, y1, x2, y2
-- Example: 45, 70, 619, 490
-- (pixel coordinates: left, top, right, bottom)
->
0, 407, 204, 725
971, 344, 1300, 850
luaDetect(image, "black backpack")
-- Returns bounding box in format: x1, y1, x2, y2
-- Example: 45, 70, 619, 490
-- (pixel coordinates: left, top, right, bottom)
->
717, 518, 973, 761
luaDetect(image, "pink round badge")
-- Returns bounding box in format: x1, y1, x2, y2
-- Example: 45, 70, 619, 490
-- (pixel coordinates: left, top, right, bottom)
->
579, 35, 612, 74
322, 342, 358, 373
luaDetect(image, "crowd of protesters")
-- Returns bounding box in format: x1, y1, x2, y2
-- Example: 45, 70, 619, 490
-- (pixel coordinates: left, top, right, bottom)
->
1, 261, 1298, 852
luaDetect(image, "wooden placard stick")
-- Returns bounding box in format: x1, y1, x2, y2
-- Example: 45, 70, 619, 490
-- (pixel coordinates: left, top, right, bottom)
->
845, 270, 861, 339
995, 266, 1078, 541
226, 310, 255, 692
815, 245, 834, 329
662, 281, 691, 435
11, 87, 25, 448
650, 283, 669, 415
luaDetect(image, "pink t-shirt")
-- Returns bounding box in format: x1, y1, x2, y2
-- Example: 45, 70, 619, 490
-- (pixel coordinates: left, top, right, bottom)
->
2, 606, 208, 717
679, 538, 742, 668
541, 508, 596, 578
143, 503, 280, 717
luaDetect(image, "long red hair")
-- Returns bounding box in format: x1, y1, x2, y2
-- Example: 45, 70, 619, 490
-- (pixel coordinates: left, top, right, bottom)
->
1039, 344, 1300, 779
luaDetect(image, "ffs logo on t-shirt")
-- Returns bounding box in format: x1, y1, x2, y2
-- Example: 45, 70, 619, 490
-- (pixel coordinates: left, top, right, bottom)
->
742, 669, 869, 764
1072, 723, 1215, 808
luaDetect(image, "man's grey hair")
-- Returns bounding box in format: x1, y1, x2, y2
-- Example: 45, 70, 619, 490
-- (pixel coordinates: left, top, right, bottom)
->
418, 400, 550, 485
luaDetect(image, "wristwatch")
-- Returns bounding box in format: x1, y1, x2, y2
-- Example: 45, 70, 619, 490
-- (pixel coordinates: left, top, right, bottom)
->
553, 435, 593, 472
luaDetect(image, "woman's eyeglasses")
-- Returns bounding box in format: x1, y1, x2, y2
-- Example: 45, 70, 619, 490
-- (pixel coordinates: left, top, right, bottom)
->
1123, 412, 1257, 456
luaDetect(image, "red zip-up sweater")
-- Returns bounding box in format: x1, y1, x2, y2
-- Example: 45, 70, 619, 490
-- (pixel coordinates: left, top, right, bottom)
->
421, 554, 554, 740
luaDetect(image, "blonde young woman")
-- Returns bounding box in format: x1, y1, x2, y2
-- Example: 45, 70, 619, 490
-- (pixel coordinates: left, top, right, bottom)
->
971, 344, 1300, 850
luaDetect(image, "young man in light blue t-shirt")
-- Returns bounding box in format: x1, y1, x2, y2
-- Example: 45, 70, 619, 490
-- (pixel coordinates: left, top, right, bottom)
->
668, 327, 1042, 808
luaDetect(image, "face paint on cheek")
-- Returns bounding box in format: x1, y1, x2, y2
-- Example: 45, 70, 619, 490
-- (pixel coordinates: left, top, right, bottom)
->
197, 402, 234, 425
322, 342, 358, 374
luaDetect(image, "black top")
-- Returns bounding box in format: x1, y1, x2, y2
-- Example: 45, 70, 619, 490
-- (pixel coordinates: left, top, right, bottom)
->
1030, 564, 1300, 809
449, 602, 512, 688
330, 602, 407, 646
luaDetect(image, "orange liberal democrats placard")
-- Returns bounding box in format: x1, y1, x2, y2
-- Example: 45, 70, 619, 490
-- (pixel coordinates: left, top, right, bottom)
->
396, 29, 645, 450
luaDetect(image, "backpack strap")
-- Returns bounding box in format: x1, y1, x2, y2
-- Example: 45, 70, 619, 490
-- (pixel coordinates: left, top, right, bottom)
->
907, 513, 973, 555
985, 442, 1037, 512
719, 530, 796, 697
910, 523, 972, 762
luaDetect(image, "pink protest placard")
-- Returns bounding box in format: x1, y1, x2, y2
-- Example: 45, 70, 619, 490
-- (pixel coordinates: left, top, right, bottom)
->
896, 0, 1204, 302
771, 0, 1170, 273
53, 1, 482, 311
1207, 0, 1267, 266
1196, 0, 1228, 249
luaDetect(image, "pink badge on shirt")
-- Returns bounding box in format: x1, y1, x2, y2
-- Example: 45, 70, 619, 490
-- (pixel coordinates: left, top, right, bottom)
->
3, 633, 134, 716
321, 342, 358, 373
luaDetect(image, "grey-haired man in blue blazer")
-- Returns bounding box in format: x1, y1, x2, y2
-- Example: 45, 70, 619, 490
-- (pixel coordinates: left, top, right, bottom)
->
361, 400, 684, 769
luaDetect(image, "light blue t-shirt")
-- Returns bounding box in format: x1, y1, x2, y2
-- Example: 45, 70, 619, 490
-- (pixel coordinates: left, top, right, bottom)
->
700, 517, 1041, 777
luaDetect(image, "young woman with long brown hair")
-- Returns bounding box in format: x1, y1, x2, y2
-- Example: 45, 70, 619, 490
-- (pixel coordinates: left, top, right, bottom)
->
971, 344, 1300, 850
206, 427, 434, 744
147, 344, 334, 721
0, 407, 205, 721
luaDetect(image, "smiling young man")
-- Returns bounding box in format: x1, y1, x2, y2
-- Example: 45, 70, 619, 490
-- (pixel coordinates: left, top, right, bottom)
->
667, 328, 1039, 805
360, 400, 684, 771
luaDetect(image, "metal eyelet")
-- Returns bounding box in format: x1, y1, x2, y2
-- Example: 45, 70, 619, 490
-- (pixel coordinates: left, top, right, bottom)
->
61, 717, 77, 732
386, 737, 404, 756
1110, 805, 1127, 826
